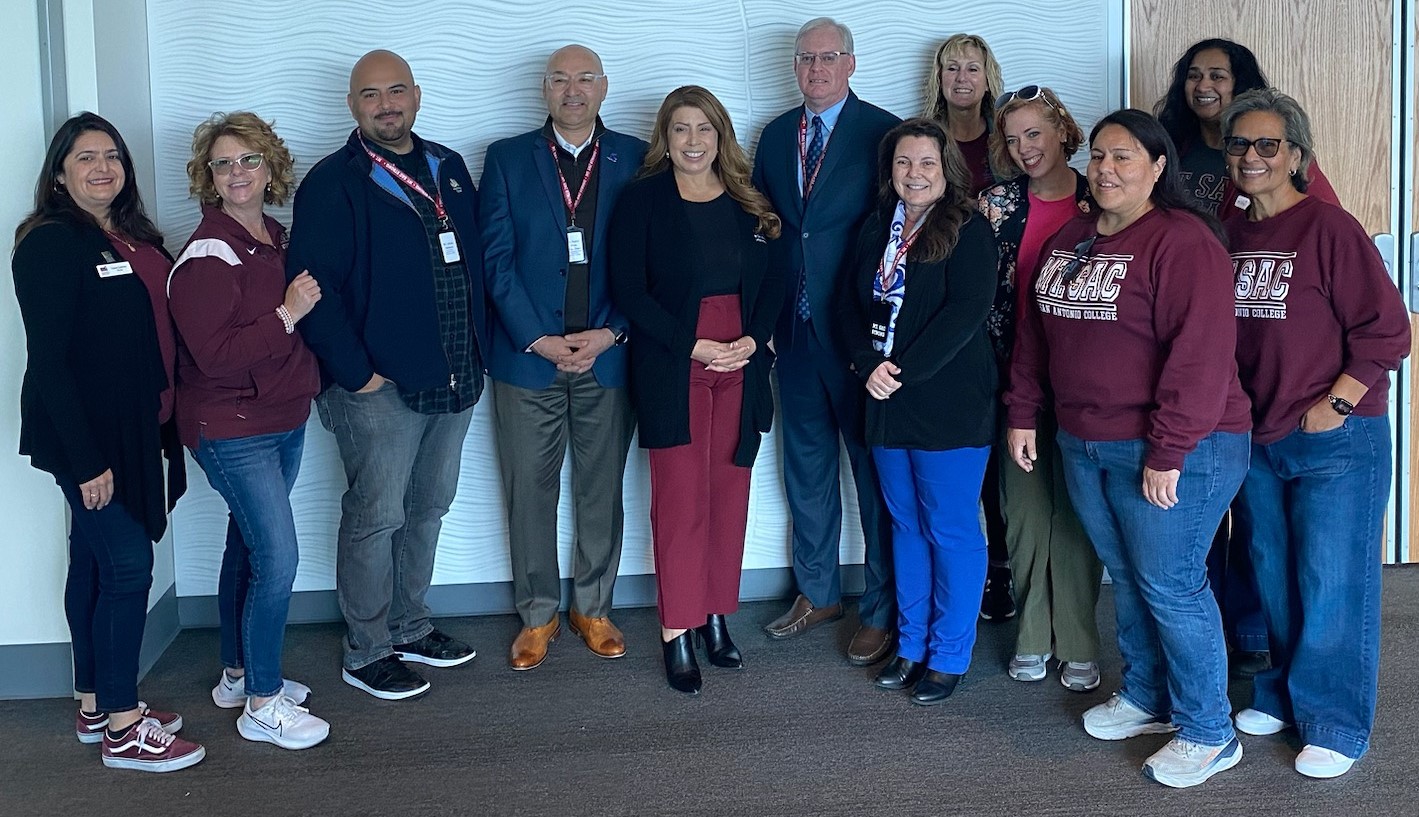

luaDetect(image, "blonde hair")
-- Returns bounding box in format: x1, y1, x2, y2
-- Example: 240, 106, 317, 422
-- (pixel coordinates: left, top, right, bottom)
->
186, 112, 295, 207
988, 87, 1085, 180
922, 34, 1005, 124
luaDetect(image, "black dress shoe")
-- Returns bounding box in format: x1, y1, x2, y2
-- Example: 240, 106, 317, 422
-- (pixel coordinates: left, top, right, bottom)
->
661, 632, 702, 695
694, 615, 744, 669
873, 656, 926, 690
910, 670, 962, 705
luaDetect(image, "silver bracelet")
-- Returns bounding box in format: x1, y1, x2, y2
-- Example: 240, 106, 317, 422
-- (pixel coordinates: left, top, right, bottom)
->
276, 305, 295, 334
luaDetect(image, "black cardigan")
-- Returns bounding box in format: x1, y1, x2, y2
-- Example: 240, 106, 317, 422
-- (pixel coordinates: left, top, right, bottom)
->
11, 218, 185, 541
836, 208, 999, 451
607, 170, 783, 467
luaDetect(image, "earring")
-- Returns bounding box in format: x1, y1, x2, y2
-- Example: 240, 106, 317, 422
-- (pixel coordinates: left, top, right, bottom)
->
1289, 168, 1297, 177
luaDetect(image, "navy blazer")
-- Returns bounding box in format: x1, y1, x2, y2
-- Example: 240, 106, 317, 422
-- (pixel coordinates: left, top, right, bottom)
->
479, 127, 647, 390
751, 91, 899, 353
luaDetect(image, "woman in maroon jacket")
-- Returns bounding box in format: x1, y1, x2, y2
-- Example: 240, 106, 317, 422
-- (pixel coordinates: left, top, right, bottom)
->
169, 112, 328, 749
1222, 89, 1410, 779
1005, 109, 1252, 789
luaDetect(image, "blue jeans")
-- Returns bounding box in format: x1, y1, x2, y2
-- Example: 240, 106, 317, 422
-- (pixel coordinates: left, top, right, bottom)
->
1057, 430, 1249, 747
872, 445, 990, 674
1207, 504, 1268, 652
59, 484, 154, 713
1240, 415, 1390, 760
193, 427, 305, 698
316, 382, 474, 670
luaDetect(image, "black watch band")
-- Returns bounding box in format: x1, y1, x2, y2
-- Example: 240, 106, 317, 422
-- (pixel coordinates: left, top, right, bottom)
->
612, 328, 629, 346
1328, 393, 1355, 416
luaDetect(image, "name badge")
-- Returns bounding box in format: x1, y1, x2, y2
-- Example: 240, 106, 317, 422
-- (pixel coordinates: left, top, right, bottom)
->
96, 261, 134, 278
438, 231, 461, 264
566, 227, 587, 264
869, 300, 892, 342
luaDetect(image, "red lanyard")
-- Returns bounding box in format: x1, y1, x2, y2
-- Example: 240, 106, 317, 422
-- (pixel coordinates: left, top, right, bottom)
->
877, 225, 923, 292
547, 138, 601, 225
359, 134, 447, 223
798, 112, 831, 198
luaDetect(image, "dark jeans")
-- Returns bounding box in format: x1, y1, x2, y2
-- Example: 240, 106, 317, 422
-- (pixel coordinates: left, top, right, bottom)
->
1207, 505, 1268, 652
193, 427, 305, 698
59, 483, 154, 713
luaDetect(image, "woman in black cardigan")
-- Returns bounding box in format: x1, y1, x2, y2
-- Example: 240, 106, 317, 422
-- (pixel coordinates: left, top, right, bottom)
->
608, 86, 782, 695
838, 118, 998, 705
11, 113, 201, 772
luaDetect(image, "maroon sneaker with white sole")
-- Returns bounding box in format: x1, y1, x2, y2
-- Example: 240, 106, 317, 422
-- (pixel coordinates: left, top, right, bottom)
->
101, 718, 205, 773
77, 702, 183, 744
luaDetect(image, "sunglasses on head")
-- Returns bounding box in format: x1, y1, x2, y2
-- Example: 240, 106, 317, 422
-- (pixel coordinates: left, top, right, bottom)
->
995, 84, 1060, 113
1223, 136, 1291, 158
1060, 234, 1098, 285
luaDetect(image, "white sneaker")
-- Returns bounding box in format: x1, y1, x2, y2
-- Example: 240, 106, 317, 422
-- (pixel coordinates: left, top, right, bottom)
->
1143, 736, 1243, 788
236, 695, 330, 750
1008, 653, 1052, 682
1295, 745, 1356, 779
212, 671, 312, 709
1082, 693, 1178, 740
1234, 707, 1290, 736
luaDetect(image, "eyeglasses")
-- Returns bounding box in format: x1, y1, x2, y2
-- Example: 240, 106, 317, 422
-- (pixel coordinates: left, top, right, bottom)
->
795, 51, 851, 67
1223, 136, 1291, 158
1060, 234, 1098, 285
995, 84, 1060, 113
208, 153, 264, 175
545, 72, 605, 91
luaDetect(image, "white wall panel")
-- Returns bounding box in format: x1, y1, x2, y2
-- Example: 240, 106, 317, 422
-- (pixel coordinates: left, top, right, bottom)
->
153, 0, 1121, 598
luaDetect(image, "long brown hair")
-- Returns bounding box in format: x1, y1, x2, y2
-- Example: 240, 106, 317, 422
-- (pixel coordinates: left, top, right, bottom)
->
876, 118, 974, 263
639, 85, 781, 239
15, 112, 163, 247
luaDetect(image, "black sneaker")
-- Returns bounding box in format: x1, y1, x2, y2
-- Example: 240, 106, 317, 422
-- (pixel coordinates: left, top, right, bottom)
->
394, 629, 477, 668
979, 565, 1017, 621
342, 656, 431, 700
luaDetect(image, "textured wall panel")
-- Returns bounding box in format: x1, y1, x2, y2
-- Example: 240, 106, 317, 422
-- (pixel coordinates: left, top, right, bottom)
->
153, 0, 1120, 598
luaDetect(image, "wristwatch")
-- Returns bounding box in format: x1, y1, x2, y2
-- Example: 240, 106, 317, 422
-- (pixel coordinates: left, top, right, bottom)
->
1328, 393, 1355, 416
611, 327, 629, 346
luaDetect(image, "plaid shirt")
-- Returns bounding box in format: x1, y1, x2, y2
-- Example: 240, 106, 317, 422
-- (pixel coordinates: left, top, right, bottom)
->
375, 139, 483, 414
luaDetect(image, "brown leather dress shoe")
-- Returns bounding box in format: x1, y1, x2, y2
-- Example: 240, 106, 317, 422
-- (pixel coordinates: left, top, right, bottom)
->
847, 625, 894, 666
568, 609, 626, 659
763, 594, 843, 640
509, 617, 560, 670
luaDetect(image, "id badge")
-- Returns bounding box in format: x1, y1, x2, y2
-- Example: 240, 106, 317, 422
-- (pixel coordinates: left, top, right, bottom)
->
96, 261, 135, 278
438, 231, 461, 263
566, 227, 587, 264
869, 300, 893, 342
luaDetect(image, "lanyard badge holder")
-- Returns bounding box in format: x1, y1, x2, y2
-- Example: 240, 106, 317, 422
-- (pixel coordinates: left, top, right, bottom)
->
361, 135, 461, 263
550, 139, 601, 264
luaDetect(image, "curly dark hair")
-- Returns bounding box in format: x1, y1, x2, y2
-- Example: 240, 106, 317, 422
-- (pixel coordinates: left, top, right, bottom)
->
1154, 39, 1268, 155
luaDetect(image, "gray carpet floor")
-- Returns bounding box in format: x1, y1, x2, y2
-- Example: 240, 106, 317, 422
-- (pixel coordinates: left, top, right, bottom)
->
4, 567, 1418, 817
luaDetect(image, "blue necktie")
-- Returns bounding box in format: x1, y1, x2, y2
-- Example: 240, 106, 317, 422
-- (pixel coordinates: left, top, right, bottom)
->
803, 115, 825, 202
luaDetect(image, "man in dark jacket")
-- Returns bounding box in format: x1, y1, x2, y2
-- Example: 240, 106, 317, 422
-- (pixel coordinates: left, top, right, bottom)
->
288, 49, 487, 700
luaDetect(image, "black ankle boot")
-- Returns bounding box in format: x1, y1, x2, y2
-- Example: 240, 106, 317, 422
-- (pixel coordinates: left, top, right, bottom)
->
662, 631, 702, 695
910, 670, 962, 705
694, 614, 744, 669
873, 655, 926, 690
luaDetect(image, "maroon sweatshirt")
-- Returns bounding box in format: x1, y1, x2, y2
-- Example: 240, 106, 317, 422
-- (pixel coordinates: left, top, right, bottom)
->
1227, 196, 1410, 445
168, 205, 320, 448
1006, 207, 1252, 471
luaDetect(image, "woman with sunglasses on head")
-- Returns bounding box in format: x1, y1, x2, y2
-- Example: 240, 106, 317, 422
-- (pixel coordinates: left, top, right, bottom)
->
1221, 89, 1408, 780
167, 112, 329, 749
12, 112, 203, 772
1005, 109, 1252, 788
978, 86, 1102, 693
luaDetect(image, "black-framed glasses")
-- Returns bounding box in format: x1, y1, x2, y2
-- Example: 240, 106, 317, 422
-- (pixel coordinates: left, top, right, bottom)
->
208, 153, 264, 175
1060, 234, 1098, 285
794, 51, 850, 67
995, 84, 1060, 113
1223, 136, 1291, 158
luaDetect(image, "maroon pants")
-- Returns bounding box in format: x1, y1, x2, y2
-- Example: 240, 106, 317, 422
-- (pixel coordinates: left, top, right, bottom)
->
648, 294, 751, 629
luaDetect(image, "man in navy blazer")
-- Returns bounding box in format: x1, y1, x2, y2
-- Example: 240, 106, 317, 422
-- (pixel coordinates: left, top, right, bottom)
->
752, 18, 900, 665
480, 44, 647, 671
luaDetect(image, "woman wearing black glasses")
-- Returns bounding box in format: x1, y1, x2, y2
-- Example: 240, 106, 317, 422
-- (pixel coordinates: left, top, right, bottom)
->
1221, 89, 1408, 780
167, 112, 329, 749
978, 86, 1102, 693
1005, 109, 1252, 788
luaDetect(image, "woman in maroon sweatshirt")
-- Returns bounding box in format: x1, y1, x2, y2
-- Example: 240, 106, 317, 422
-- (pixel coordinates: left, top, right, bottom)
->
1221, 89, 1410, 780
169, 112, 328, 749
1005, 109, 1252, 789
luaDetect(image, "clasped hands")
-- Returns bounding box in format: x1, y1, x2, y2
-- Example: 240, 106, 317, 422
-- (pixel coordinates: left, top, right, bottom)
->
692, 336, 756, 372
532, 329, 618, 373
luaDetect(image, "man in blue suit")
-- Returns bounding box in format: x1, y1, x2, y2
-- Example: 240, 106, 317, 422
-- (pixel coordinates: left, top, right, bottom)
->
480, 44, 647, 671
753, 18, 900, 665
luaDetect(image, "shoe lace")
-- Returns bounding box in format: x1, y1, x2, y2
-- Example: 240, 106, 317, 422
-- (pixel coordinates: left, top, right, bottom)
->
266, 695, 311, 724
1167, 737, 1206, 758
136, 717, 176, 747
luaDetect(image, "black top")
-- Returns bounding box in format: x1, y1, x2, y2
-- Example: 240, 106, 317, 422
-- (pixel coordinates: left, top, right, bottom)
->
837, 209, 1000, 450
541, 117, 607, 333
686, 194, 745, 297
11, 217, 186, 541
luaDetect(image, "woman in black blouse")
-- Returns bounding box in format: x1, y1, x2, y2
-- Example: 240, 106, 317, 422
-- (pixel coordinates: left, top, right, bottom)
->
608, 85, 782, 695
